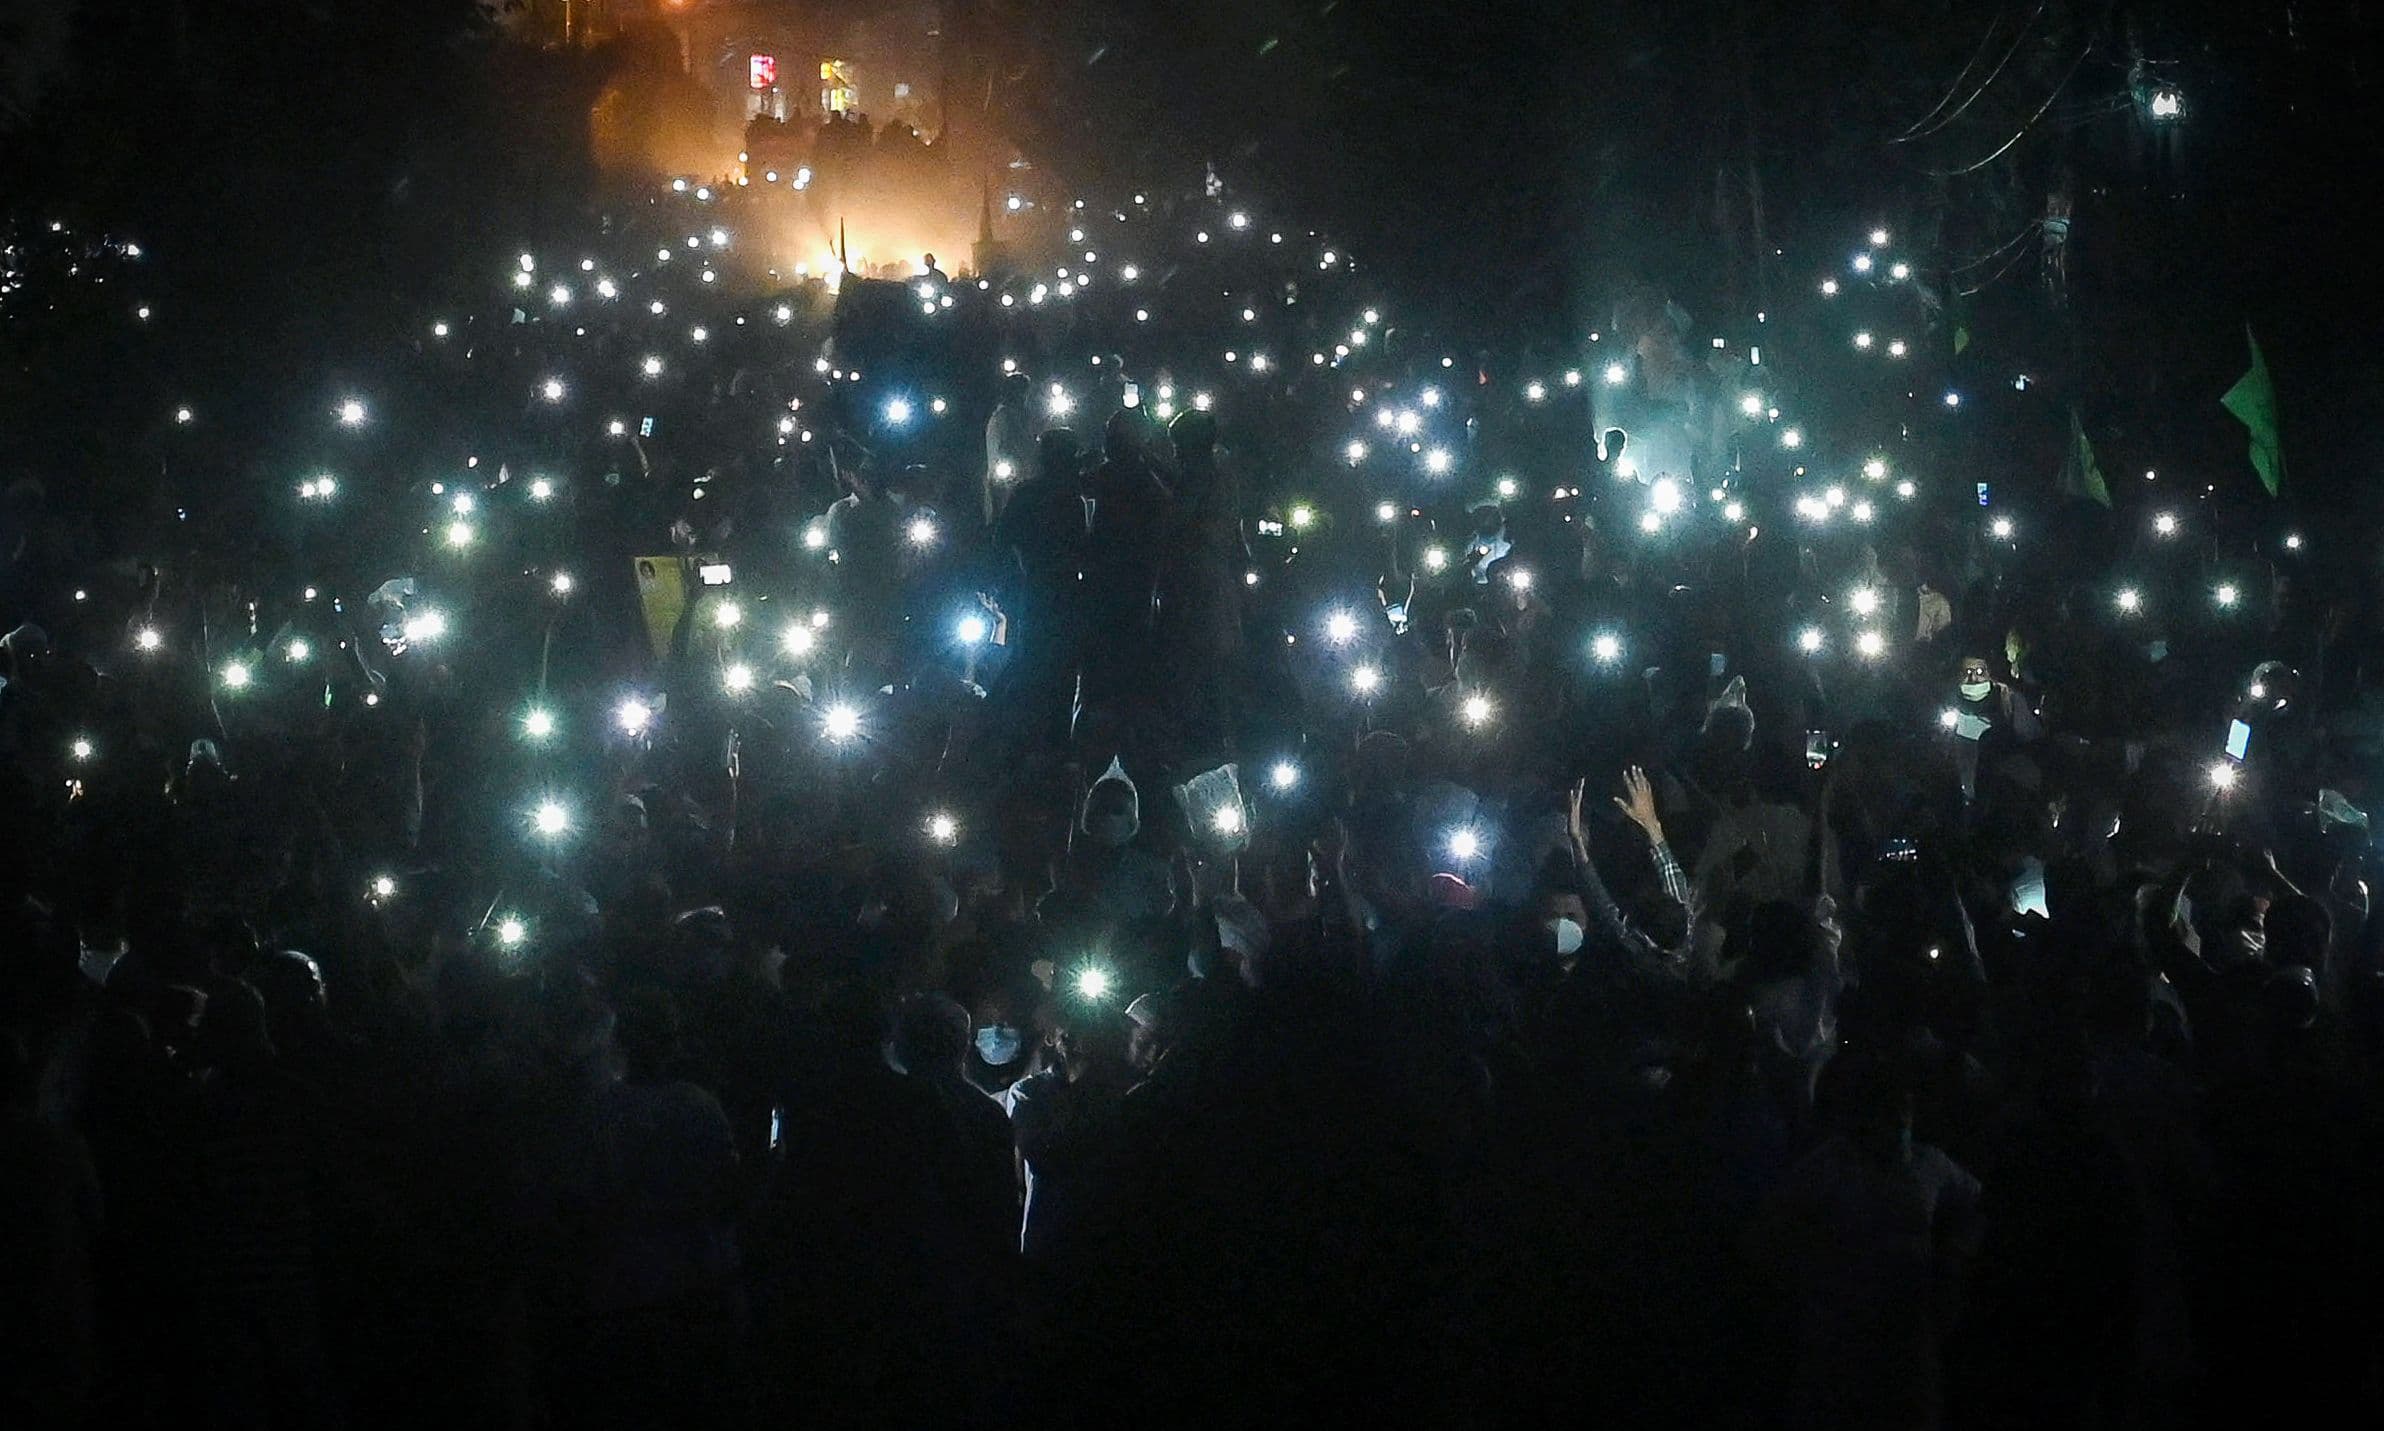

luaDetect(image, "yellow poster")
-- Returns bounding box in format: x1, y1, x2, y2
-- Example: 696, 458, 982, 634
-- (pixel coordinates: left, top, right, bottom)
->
632, 555, 687, 658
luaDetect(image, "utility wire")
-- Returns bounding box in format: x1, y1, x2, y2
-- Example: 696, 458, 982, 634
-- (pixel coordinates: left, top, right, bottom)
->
1929, 36, 2097, 176
1894, 0, 2049, 145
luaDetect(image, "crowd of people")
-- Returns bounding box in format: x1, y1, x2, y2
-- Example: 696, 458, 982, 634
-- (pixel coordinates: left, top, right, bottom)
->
3, 160, 2382, 1431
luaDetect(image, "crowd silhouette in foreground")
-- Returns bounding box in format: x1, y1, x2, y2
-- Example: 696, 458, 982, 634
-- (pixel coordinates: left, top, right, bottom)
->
3, 172, 2383, 1431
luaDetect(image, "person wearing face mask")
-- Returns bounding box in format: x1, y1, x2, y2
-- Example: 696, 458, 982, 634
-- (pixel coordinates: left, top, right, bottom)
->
963, 972, 1045, 1097
1943, 653, 2043, 801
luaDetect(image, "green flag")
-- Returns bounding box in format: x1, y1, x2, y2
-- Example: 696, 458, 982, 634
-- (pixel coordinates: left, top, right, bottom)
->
2221, 325, 2285, 497
2066, 408, 2111, 507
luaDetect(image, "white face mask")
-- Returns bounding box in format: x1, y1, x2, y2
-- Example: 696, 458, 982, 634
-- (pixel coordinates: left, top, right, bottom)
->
1549, 917, 1585, 957
1959, 679, 1992, 701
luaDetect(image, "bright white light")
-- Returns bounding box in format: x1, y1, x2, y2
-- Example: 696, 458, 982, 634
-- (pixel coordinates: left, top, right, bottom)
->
1269, 761, 1301, 792
1723, 500, 1747, 522
1887, 339, 1908, 358
2215, 583, 2241, 609
1345, 441, 1367, 464
529, 477, 555, 502
1889, 264, 1910, 283
550, 571, 574, 595
1856, 631, 1887, 659
1781, 428, 1804, 449
1075, 967, 1112, 1000
802, 523, 828, 550
956, 613, 989, 645
135, 627, 162, 652
1211, 804, 1245, 836
1590, 632, 1623, 665
822, 704, 862, 742
70, 736, 94, 761
175, 407, 193, 424
2115, 588, 2142, 614
712, 600, 742, 631
2208, 760, 2237, 790
1798, 627, 1825, 654
1047, 390, 1074, 417
642, 355, 663, 377
1852, 501, 1875, 524
615, 698, 653, 734
906, 516, 938, 547
782, 624, 817, 657
2285, 533, 2304, 551
1741, 393, 1764, 417
1525, 381, 1547, 403
1375, 502, 1399, 524
1288, 504, 1316, 530
1896, 479, 1917, 499
402, 610, 447, 642
1854, 331, 1874, 350
496, 918, 526, 948
1461, 693, 1494, 727
1507, 568, 1533, 592
1651, 479, 1683, 515
1424, 448, 1453, 475
2153, 511, 2178, 536
1603, 362, 1628, 386
337, 399, 367, 426
1565, 369, 1582, 387
1943, 391, 1962, 408
523, 708, 555, 739
451, 493, 476, 516
883, 397, 913, 425
1447, 828, 1482, 862
1852, 253, 1874, 273
1990, 516, 2015, 540
533, 800, 571, 837
1422, 546, 1449, 572
1820, 279, 1839, 296
539, 377, 565, 402
1396, 411, 1422, 436
221, 662, 252, 690
445, 520, 475, 549
285, 638, 310, 662
722, 663, 755, 694
370, 875, 397, 900
1850, 586, 1882, 616
1350, 665, 1382, 695
2150, 89, 2183, 119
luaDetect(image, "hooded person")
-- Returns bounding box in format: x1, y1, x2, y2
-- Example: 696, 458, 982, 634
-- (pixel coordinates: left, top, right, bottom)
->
1062, 758, 1173, 927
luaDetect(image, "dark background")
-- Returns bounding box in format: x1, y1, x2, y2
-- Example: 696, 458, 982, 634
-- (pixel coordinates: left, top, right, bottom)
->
6, 0, 2383, 525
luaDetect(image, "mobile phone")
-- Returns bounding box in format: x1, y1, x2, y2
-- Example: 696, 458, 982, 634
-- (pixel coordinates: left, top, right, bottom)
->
2011, 859, 2049, 917
1804, 730, 1831, 769
1976, 482, 1991, 507
2225, 719, 2252, 762
768, 1106, 783, 1150
698, 562, 733, 586
1124, 381, 1141, 408
640, 416, 656, 437
1709, 651, 1727, 678
1881, 836, 1920, 863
